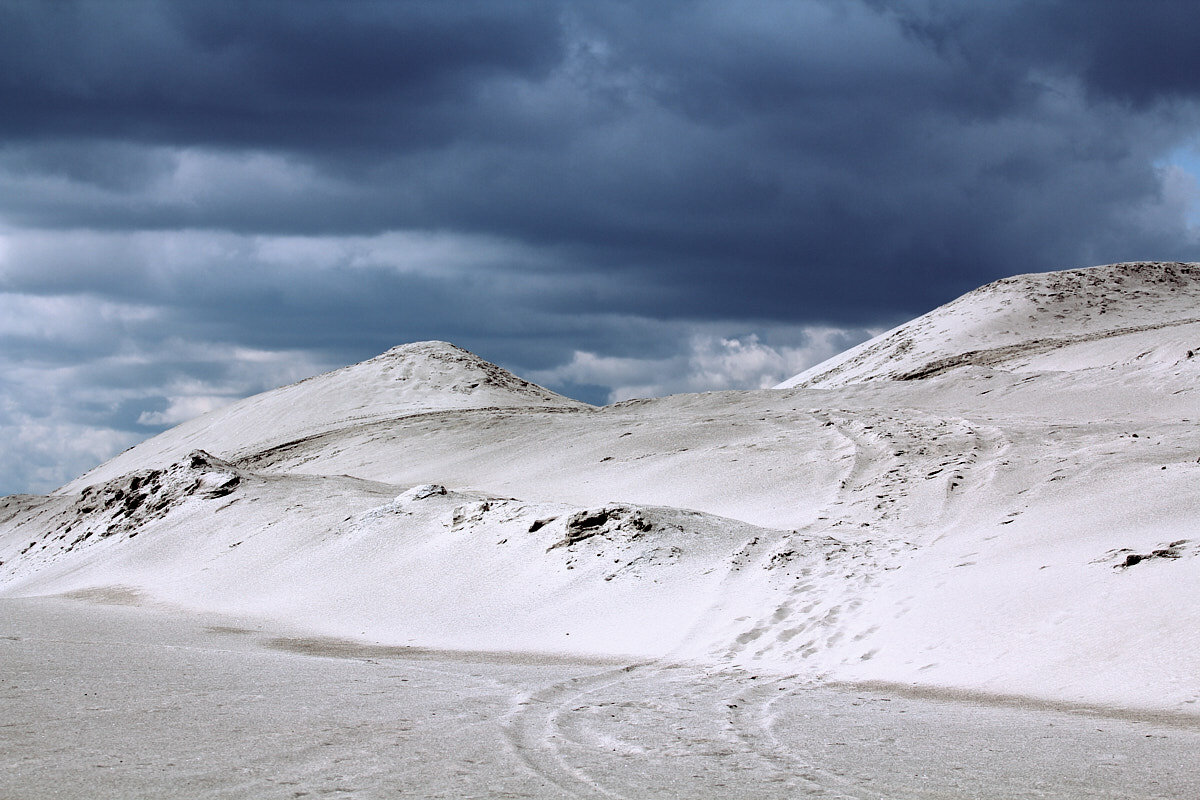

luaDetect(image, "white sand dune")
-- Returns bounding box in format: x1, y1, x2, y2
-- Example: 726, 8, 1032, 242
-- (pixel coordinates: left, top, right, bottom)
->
3, 261, 1199, 719
57, 340, 587, 493
779, 261, 1200, 389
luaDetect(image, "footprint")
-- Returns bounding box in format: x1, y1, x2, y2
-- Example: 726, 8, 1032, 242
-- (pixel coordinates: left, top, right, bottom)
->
736, 628, 765, 645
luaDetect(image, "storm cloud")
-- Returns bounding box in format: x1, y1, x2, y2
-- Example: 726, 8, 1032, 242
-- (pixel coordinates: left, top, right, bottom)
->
2, 0, 1200, 493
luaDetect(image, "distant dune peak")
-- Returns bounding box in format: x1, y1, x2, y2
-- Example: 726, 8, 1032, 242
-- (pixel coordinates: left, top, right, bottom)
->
778, 261, 1200, 388
383, 339, 461, 352
373, 340, 476, 363
362, 340, 501, 378
58, 340, 585, 492
952, 261, 1200, 322
983, 260, 1199, 293
363, 340, 563, 399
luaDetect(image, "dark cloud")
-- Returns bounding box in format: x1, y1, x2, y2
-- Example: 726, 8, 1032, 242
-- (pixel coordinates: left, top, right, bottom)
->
877, 0, 1200, 108
0, 0, 564, 148
4, 0, 1198, 324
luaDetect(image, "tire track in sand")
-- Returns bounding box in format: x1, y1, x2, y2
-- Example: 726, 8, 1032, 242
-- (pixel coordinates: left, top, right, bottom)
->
500, 663, 650, 799
503, 661, 890, 799
725, 675, 882, 799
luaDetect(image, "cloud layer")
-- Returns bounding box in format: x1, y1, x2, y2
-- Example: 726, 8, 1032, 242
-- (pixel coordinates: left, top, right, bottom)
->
3, 1, 1200, 493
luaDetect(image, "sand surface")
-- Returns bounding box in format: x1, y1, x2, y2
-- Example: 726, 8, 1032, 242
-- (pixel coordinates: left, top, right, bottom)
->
4, 596, 1198, 800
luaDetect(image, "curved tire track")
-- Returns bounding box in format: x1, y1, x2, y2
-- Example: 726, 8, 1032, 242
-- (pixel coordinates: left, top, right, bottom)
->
501, 663, 651, 799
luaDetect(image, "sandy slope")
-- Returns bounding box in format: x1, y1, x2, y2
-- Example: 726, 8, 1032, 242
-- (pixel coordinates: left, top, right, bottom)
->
3, 261, 1199, 717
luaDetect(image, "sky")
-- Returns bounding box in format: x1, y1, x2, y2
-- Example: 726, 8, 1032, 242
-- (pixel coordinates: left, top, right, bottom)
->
3, 0, 1200, 496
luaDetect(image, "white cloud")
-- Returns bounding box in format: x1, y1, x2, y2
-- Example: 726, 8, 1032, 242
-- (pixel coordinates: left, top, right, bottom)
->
1155, 163, 1200, 231
0, 301, 335, 495
0, 226, 558, 293
0, 293, 160, 342
532, 327, 875, 403
136, 395, 233, 427
251, 230, 556, 275
0, 413, 142, 495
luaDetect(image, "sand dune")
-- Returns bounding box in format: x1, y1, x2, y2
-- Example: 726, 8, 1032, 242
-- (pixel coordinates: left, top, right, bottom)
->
779, 261, 1200, 389
3, 261, 1199, 722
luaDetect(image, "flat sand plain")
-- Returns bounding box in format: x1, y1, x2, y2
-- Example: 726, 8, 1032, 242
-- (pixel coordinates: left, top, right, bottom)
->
3, 596, 1197, 800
